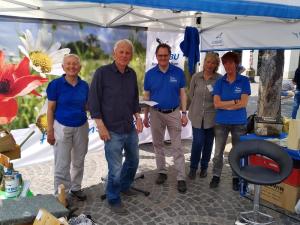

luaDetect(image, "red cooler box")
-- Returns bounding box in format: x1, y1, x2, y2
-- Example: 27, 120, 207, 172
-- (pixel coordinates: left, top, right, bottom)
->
249, 155, 300, 187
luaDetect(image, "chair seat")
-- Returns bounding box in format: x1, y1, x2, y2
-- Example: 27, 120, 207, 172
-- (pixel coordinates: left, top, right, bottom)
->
241, 165, 283, 185
228, 140, 293, 225
229, 140, 293, 186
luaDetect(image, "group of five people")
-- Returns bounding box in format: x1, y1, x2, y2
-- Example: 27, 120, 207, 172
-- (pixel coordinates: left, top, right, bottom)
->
46, 39, 251, 215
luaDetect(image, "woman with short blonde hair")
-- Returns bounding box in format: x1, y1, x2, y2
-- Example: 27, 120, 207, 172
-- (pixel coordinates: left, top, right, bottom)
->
188, 52, 221, 179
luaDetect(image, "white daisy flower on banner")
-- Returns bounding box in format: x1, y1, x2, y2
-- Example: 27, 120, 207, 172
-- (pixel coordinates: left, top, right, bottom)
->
18, 29, 70, 76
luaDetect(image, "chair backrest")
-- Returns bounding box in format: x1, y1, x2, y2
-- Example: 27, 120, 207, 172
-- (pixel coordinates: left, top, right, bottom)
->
228, 140, 293, 185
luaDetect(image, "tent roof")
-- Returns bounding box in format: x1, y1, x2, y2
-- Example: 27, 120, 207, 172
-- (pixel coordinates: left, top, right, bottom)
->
1, 0, 300, 50
60, 0, 300, 19
1, 0, 300, 31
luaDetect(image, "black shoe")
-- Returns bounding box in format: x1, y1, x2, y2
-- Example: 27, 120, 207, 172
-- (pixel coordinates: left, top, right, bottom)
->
65, 193, 74, 208
188, 169, 196, 180
70, 189, 87, 201
156, 173, 167, 185
209, 176, 220, 188
177, 180, 187, 193
199, 169, 207, 178
121, 188, 138, 196
232, 178, 240, 191
109, 202, 129, 215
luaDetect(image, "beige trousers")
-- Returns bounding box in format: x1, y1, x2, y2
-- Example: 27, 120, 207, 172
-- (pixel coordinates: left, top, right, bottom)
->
149, 108, 186, 180
53, 120, 89, 194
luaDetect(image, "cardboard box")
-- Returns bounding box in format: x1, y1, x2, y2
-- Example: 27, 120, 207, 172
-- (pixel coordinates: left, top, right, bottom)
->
254, 116, 283, 136
287, 119, 300, 150
0, 153, 10, 168
261, 183, 300, 212
33, 209, 63, 225
249, 155, 300, 187
1, 145, 21, 160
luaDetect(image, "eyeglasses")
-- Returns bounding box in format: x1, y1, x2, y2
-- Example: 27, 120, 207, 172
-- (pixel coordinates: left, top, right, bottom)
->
157, 54, 170, 58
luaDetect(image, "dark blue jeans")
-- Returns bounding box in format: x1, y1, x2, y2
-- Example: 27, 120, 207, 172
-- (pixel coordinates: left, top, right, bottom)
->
190, 126, 215, 171
292, 90, 300, 119
104, 129, 139, 205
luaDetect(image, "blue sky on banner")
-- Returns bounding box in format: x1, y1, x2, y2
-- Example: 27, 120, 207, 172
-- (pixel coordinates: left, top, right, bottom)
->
0, 18, 146, 59
57, 0, 300, 19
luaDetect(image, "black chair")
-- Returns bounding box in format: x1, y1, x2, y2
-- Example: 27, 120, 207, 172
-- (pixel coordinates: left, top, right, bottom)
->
100, 174, 150, 200
228, 140, 293, 225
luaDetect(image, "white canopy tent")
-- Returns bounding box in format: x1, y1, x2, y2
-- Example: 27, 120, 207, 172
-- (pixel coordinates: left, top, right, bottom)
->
0, 0, 300, 50
1, 0, 300, 167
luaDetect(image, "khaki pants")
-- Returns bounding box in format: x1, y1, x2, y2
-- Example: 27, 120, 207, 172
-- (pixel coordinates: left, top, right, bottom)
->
150, 108, 186, 180
53, 120, 89, 194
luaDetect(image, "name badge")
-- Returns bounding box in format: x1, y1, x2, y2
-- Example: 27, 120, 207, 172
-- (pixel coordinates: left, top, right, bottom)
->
207, 84, 213, 93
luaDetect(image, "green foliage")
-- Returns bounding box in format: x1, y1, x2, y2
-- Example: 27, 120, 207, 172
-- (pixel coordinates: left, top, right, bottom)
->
130, 53, 146, 95
3, 94, 46, 130
63, 34, 109, 60
80, 58, 111, 83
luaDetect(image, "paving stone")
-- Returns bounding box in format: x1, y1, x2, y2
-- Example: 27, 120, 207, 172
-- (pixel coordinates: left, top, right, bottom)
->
146, 222, 156, 225
141, 215, 152, 222
107, 222, 118, 225
165, 218, 175, 224
133, 220, 143, 225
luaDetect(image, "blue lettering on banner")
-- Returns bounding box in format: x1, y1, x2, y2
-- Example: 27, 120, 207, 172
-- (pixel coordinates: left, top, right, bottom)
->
89, 126, 96, 134
211, 32, 224, 47
292, 32, 300, 39
170, 53, 179, 60
40, 133, 47, 144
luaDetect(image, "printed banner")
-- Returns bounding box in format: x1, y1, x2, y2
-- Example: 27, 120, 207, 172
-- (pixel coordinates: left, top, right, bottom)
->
12, 116, 192, 168
201, 20, 300, 51
146, 29, 185, 71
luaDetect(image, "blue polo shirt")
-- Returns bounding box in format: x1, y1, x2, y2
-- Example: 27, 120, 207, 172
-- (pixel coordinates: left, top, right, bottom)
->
46, 75, 89, 127
213, 74, 251, 125
144, 64, 186, 109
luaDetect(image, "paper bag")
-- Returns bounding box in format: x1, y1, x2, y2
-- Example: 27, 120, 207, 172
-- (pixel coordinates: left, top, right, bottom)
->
33, 209, 62, 225
0, 153, 10, 168
287, 119, 300, 150
0, 129, 16, 153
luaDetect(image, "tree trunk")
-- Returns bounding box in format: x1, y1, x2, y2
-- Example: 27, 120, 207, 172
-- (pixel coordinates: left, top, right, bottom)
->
257, 50, 284, 118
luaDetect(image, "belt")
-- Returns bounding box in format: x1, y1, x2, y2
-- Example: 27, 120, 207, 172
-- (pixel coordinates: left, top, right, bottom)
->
155, 107, 178, 114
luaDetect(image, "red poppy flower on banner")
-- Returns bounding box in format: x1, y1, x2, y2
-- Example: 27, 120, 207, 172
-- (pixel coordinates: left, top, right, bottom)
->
0, 51, 48, 124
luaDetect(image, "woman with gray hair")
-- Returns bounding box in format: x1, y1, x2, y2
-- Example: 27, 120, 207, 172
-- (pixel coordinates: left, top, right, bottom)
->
47, 54, 89, 202
188, 52, 221, 179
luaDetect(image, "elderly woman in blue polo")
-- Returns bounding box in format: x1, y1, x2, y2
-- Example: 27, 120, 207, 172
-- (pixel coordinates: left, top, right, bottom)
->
209, 52, 251, 191
47, 54, 89, 201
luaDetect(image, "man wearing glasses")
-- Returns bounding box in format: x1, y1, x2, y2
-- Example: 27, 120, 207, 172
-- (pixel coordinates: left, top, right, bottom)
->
143, 43, 188, 193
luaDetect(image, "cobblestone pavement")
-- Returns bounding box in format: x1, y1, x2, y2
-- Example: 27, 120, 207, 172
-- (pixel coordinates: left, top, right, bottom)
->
18, 139, 300, 225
